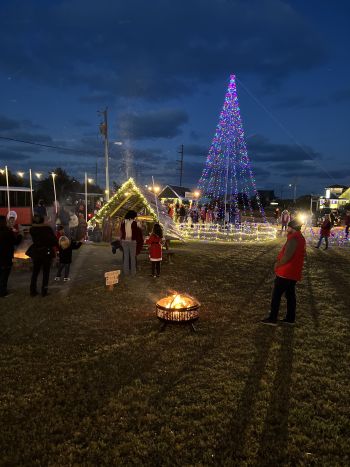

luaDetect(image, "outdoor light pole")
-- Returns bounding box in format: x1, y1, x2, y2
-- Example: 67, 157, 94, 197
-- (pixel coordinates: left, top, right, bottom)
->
99, 108, 110, 201
289, 183, 297, 204
51, 173, 57, 214
152, 176, 160, 220
85, 172, 88, 222
29, 169, 34, 216
5, 165, 10, 213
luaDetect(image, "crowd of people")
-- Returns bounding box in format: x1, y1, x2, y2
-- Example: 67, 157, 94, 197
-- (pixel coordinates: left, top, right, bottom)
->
1, 195, 350, 333
166, 202, 241, 225
0, 205, 167, 298
0, 199, 88, 298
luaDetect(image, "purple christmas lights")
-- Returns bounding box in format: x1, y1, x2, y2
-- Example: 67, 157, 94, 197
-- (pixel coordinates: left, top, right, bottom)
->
198, 74, 266, 223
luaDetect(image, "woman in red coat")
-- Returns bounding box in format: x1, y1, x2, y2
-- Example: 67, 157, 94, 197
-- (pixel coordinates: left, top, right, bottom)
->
315, 214, 332, 250
145, 223, 163, 277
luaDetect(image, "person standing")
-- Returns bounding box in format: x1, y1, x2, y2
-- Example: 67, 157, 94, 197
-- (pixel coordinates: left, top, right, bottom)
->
179, 204, 186, 223
55, 236, 82, 282
344, 210, 350, 239
315, 214, 332, 250
34, 200, 47, 219
261, 219, 306, 325
280, 209, 290, 232
0, 215, 22, 297
69, 211, 79, 240
146, 223, 163, 277
76, 213, 87, 241
274, 208, 280, 225
58, 206, 70, 238
28, 215, 58, 297
120, 210, 138, 276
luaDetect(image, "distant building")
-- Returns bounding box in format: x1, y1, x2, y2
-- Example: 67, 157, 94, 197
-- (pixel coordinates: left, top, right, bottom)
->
159, 185, 191, 204
319, 184, 350, 210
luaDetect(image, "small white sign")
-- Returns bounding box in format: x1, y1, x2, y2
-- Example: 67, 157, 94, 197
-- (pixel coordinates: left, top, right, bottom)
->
104, 270, 121, 286
185, 192, 195, 199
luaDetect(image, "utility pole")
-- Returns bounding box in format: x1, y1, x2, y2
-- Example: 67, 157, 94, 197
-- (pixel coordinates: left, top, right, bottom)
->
177, 144, 184, 186
98, 108, 110, 201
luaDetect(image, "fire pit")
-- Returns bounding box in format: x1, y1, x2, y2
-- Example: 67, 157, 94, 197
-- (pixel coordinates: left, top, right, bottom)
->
156, 293, 200, 331
13, 250, 31, 271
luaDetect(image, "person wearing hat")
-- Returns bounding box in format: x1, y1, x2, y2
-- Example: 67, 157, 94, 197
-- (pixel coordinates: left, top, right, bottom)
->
261, 219, 306, 325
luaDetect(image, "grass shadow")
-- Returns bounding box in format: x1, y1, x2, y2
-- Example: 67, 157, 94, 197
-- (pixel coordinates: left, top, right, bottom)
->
215, 324, 277, 464
304, 256, 319, 329
255, 326, 295, 466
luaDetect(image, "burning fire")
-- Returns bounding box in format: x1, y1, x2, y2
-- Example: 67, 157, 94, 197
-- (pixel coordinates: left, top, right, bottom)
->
158, 293, 197, 310
14, 251, 30, 260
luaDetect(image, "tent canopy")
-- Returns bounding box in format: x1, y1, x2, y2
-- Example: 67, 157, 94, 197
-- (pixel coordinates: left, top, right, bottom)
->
91, 178, 183, 240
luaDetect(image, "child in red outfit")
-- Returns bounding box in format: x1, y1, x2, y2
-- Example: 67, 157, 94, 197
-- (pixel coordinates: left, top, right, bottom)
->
145, 223, 163, 277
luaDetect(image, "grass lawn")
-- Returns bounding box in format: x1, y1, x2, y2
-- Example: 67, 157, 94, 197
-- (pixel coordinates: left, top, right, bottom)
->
1, 240, 349, 466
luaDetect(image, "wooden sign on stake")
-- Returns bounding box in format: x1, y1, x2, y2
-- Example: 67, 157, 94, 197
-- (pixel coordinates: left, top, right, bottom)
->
104, 270, 121, 291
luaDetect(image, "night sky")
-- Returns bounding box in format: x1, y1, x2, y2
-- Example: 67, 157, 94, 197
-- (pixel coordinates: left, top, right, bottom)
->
0, 0, 349, 197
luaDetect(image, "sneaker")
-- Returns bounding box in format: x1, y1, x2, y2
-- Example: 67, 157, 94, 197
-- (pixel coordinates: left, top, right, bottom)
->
54, 277, 60, 281
63, 277, 70, 282
260, 317, 277, 326
280, 319, 295, 325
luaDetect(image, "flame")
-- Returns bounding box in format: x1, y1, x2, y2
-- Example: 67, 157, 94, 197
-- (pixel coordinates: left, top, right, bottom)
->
14, 251, 30, 260
158, 293, 197, 310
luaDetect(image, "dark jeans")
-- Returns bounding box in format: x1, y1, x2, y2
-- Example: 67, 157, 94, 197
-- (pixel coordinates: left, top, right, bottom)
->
317, 236, 328, 249
30, 257, 52, 294
57, 263, 70, 278
0, 265, 12, 297
269, 276, 297, 322
151, 261, 161, 276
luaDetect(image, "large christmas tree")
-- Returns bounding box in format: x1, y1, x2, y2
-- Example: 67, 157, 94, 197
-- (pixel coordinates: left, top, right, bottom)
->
198, 74, 265, 223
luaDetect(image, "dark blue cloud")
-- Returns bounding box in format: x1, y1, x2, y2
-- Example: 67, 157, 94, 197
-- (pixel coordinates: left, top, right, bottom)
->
185, 144, 209, 157
247, 135, 321, 163
0, 0, 328, 100
118, 109, 189, 140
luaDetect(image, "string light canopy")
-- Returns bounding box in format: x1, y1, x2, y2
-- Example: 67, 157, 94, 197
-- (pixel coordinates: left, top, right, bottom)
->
198, 74, 266, 226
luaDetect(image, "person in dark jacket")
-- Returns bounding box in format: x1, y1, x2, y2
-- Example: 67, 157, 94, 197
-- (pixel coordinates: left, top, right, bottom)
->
315, 214, 332, 250
28, 215, 58, 297
34, 200, 47, 219
55, 236, 82, 281
0, 215, 22, 297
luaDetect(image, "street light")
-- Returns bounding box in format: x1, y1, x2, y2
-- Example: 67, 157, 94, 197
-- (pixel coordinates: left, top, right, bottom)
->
289, 183, 297, 204
5, 166, 10, 212
85, 173, 94, 221
51, 173, 58, 214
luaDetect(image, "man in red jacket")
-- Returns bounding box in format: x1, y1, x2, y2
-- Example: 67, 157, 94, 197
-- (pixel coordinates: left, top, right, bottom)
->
261, 219, 306, 326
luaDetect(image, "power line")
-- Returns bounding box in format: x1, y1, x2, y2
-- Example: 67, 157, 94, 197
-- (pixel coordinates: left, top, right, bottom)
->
0, 135, 98, 155
236, 78, 335, 182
